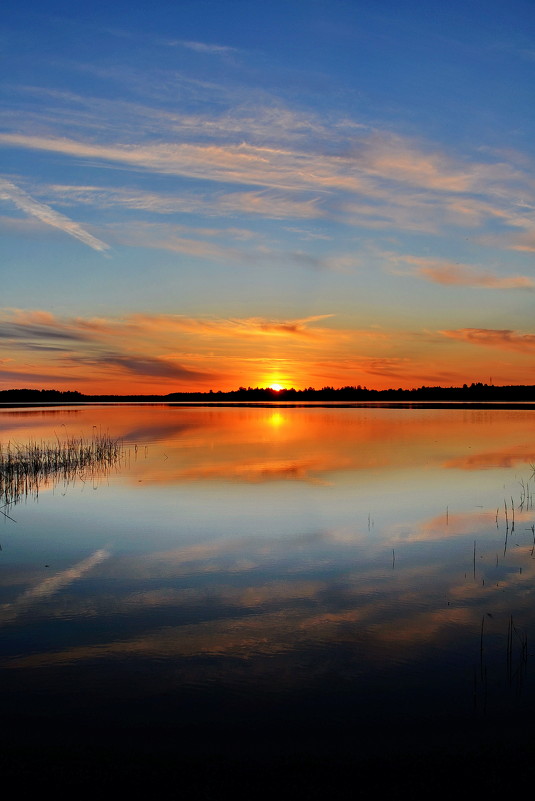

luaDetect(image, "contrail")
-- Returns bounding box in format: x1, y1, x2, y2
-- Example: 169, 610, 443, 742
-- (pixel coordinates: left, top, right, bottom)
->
0, 177, 110, 252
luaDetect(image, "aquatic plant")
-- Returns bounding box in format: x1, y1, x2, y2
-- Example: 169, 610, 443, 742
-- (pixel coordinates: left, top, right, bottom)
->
0, 433, 124, 517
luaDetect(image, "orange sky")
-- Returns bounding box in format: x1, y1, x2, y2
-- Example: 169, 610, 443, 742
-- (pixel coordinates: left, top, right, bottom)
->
1, 308, 534, 393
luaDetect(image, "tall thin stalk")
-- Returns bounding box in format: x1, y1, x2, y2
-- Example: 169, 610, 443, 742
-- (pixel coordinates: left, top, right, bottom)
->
0, 433, 125, 514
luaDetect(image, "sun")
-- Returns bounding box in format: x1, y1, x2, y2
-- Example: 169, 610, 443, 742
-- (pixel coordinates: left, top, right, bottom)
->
269, 383, 284, 391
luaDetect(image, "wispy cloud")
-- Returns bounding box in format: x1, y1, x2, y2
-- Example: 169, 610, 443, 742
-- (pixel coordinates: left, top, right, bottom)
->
49, 185, 324, 221
177, 40, 237, 55
1, 95, 533, 253
0, 308, 341, 391
107, 221, 243, 260
441, 328, 535, 353
103, 29, 238, 57
84, 353, 219, 382
0, 178, 109, 252
0, 366, 86, 384
314, 352, 468, 386
0, 134, 365, 192
102, 221, 350, 271
0, 126, 530, 210
4, 306, 533, 392
0, 309, 93, 341
0, 309, 337, 346
390, 254, 534, 289
128, 313, 336, 341
483, 229, 535, 253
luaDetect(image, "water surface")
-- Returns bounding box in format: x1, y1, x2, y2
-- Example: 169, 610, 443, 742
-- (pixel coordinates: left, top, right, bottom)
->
2, 403, 535, 790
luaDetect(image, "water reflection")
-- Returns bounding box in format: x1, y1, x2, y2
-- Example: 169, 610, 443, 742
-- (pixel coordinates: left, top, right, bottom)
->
1, 403, 535, 788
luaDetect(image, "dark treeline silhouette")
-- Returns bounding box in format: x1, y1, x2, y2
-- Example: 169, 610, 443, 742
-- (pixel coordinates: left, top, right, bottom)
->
2, 382, 535, 403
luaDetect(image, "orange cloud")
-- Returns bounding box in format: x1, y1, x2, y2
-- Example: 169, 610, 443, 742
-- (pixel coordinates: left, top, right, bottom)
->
388, 254, 534, 289
0, 308, 345, 393
0, 133, 367, 193
0, 308, 94, 342
418, 265, 533, 289
2, 304, 533, 394
362, 136, 474, 192
505, 231, 535, 253
128, 313, 337, 341
441, 328, 535, 353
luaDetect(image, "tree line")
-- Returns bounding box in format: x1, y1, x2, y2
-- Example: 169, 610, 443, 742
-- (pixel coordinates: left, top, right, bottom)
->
2, 382, 535, 403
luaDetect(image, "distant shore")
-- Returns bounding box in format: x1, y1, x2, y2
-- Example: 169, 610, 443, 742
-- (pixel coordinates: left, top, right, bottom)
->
1, 382, 535, 406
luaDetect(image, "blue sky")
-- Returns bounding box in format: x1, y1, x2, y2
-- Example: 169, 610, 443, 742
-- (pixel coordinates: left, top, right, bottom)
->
1, 0, 534, 392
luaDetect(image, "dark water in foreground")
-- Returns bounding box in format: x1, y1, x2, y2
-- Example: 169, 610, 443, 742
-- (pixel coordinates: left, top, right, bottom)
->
2, 403, 535, 794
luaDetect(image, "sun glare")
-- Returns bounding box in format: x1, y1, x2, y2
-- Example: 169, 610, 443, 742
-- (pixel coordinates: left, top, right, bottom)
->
269, 383, 284, 391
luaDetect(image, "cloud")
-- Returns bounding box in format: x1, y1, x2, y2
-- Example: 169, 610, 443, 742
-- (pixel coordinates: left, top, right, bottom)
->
0, 309, 93, 342
317, 352, 465, 386
103, 28, 239, 57
177, 40, 237, 55
391, 254, 534, 289
441, 328, 535, 353
348, 357, 417, 381
0, 308, 343, 391
362, 136, 474, 192
13, 86, 331, 146
10, 343, 72, 353
0, 129, 507, 200
2, 74, 534, 259
0, 309, 337, 350
49, 185, 324, 220
420, 266, 533, 289
0, 134, 365, 193
1, 113, 533, 253
246, 315, 334, 337
101, 221, 350, 271
83, 353, 219, 382
212, 190, 324, 220
128, 312, 336, 341
0, 367, 87, 384
106, 222, 244, 260
0, 178, 109, 252
500, 230, 535, 253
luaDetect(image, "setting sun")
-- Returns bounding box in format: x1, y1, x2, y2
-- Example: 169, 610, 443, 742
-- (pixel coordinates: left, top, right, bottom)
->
269, 383, 284, 391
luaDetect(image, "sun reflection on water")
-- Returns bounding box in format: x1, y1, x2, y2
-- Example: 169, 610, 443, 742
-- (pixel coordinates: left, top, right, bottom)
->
2, 402, 535, 778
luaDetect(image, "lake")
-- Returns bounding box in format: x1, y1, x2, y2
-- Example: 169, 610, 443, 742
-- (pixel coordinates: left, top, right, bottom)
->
2, 402, 535, 794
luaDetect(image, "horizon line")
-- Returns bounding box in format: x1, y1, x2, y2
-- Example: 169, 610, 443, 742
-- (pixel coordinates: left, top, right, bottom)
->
2, 382, 535, 398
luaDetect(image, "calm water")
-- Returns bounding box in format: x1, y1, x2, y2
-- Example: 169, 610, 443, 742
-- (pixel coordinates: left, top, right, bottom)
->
2, 402, 535, 791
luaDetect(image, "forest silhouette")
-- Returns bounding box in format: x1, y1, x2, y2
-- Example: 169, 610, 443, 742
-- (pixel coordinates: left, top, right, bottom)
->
2, 383, 535, 404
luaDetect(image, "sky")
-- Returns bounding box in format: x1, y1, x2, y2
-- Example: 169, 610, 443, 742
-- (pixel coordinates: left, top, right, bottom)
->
1, 0, 534, 394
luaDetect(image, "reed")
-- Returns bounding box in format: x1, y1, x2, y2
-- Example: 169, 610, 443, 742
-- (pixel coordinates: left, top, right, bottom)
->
0, 433, 124, 515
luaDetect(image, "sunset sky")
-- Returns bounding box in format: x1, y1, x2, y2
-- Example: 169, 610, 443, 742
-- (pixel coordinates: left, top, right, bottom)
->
1, 0, 534, 393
